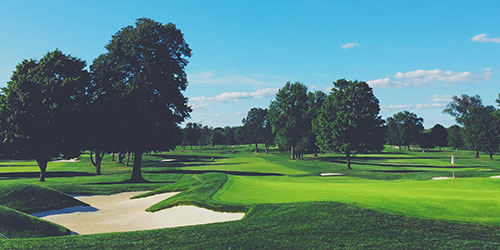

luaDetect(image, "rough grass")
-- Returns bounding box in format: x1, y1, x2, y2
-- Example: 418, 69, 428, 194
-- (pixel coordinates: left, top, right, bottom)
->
0, 205, 70, 239
1, 202, 498, 249
0, 184, 87, 213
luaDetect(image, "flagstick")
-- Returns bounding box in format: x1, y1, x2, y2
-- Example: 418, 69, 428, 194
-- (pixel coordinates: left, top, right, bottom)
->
451, 154, 455, 188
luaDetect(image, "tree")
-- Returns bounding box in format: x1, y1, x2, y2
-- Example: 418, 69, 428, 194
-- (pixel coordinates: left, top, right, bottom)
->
447, 125, 465, 153
463, 106, 500, 159
0, 50, 89, 182
313, 79, 385, 169
443, 95, 482, 125
242, 108, 268, 153
268, 82, 310, 160
418, 132, 434, 152
99, 18, 191, 181
211, 127, 225, 146
386, 111, 424, 151
430, 124, 447, 151
183, 122, 202, 148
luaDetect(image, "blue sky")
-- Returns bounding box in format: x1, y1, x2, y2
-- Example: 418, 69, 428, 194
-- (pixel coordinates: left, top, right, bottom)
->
1, 0, 499, 128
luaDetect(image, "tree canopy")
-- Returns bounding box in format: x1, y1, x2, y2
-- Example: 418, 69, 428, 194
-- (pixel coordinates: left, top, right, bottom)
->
430, 124, 447, 150
0, 50, 89, 181
385, 111, 424, 151
313, 79, 385, 169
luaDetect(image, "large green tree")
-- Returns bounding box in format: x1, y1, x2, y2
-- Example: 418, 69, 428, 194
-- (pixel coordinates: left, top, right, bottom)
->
443, 94, 482, 125
268, 82, 310, 160
313, 79, 385, 169
242, 108, 269, 153
386, 111, 424, 151
98, 18, 191, 181
463, 106, 500, 159
0, 50, 89, 181
430, 124, 448, 151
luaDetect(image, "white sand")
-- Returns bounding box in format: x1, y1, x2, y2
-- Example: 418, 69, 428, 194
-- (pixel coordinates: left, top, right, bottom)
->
52, 158, 79, 163
491, 175, 500, 179
320, 173, 344, 176
34, 191, 244, 235
160, 159, 176, 162
431, 176, 452, 180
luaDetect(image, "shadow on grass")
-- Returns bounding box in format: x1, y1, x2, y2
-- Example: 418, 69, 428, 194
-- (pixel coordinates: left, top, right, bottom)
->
144, 169, 284, 176
32, 205, 97, 217
319, 157, 469, 169
148, 154, 228, 162
143, 162, 248, 168
0, 171, 95, 178
85, 180, 174, 185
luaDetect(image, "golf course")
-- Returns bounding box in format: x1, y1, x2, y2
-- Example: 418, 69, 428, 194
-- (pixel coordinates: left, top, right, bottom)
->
0, 145, 499, 249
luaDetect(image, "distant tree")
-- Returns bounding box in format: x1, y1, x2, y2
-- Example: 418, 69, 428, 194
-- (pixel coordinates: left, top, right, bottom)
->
443, 95, 482, 125
386, 111, 424, 151
313, 79, 385, 169
0, 50, 89, 182
211, 127, 225, 146
268, 82, 310, 160
463, 106, 500, 159
100, 18, 191, 181
430, 124, 448, 151
199, 126, 212, 147
385, 117, 403, 150
418, 132, 434, 152
223, 126, 237, 145
242, 108, 268, 153
447, 125, 465, 153
307, 91, 327, 155
184, 123, 202, 148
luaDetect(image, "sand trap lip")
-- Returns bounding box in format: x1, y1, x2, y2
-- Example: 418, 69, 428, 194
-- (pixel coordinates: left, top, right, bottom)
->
320, 173, 344, 176
431, 176, 452, 180
160, 159, 176, 162
33, 191, 244, 235
52, 158, 79, 163
491, 175, 500, 178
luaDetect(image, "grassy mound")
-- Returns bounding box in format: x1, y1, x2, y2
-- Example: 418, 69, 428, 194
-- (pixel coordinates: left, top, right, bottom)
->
1, 202, 498, 249
133, 173, 247, 213
0, 205, 70, 238
0, 184, 87, 213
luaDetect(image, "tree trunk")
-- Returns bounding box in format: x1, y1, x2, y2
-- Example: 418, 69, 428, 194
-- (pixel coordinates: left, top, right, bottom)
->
126, 152, 131, 166
346, 152, 352, 170
90, 151, 96, 166
255, 143, 258, 153
130, 151, 144, 182
475, 150, 480, 159
92, 150, 104, 175
489, 152, 494, 160
265, 144, 269, 154
398, 145, 401, 151
112, 153, 115, 161
407, 145, 411, 151
36, 159, 48, 182
291, 146, 295, 160
118, 153, 124, 163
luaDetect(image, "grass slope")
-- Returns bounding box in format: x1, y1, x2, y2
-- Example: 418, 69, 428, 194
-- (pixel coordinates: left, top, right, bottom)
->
0, 205, 70, 239
0, 184, 87, 213
1, 202, 498, 249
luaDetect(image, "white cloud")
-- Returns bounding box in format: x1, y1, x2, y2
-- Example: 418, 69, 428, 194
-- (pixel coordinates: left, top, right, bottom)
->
190, 103, 209, 110
381, 103, 446, 113
234, 112, 244, 116
188, 71, 285, 87
471, 33, 500, 43
368, 68, 492, 88
342, 42, 359, 49
430, 94, 454, 103
190, 88, 279, 103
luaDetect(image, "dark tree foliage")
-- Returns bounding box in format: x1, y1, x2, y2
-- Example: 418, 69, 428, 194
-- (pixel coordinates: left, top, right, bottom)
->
183, 122, 202, 148
242, 108, 269, 153
223, 126, 237, 146
268, 82, 310, 160
463, 106, 500, 159
418, 132, 434, 152
386, 111, 424, 151
447, 125, 465, 153
430, 124, 447, 151
211, 127, 225, 146
0, 50, 89, 182
443, 95, 482, 125
313, 79, 385, 169
98, 18, 191, 181
199, 125, 212, 147
306, 91, 327, 155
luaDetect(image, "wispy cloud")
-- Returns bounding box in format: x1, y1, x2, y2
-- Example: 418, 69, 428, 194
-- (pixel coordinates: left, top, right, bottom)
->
191, 88, 279, 103
188, 71, 285, 87
471, 33, 500, 43
430, 94, 454, 103
342, 42, 359, 49
368, 68, 492, 88
381, 103, 446, 113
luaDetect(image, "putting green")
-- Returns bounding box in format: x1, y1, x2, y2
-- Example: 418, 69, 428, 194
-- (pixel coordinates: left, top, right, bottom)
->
214, 175, 500, 225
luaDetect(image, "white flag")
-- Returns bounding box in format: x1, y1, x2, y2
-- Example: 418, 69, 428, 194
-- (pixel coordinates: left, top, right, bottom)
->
451, 155, 455, 165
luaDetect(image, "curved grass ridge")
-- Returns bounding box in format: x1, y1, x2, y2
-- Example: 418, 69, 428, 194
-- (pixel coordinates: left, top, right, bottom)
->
0, 184, 88, 213
132, 173, 248, 213
0, 205, 71, 238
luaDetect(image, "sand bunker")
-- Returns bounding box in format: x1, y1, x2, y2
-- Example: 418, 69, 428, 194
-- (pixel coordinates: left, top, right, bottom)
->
320, 173, 344, 176
33, 191, 244, 235
160, 159, 176, 162
431, 176, 452, 180
491, 175, 500, 178
52, 158, 79, 163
